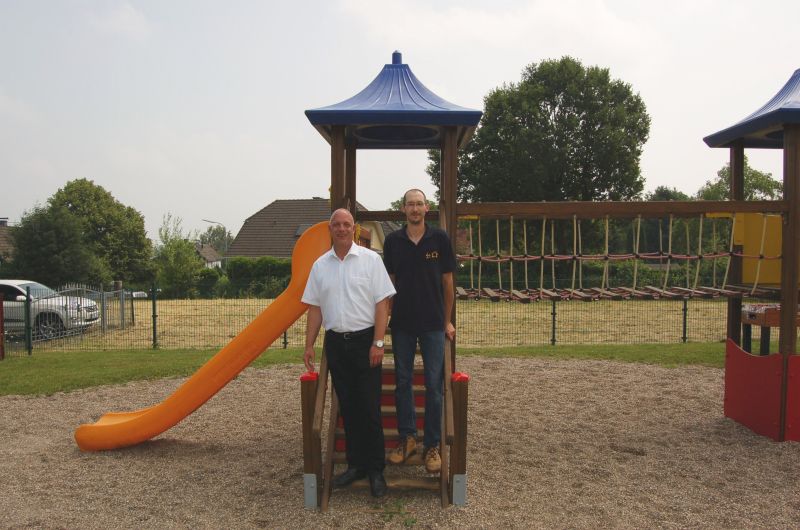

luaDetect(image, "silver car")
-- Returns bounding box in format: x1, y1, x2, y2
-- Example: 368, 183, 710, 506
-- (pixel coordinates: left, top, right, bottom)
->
0, 280, 100, 340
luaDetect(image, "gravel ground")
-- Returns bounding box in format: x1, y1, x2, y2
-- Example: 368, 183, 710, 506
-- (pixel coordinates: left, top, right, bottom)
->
2, 357, 800, 529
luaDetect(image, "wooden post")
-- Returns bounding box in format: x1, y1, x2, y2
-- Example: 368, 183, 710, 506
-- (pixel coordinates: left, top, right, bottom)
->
450, 372, 469, 506
0, 293, 4, 360
779, 124, 800, 440
345, 144, 357, 218
727, 142, 744, 345
300, 371, 320, 508
330, 126, 346, 212
441, 126, 458, 370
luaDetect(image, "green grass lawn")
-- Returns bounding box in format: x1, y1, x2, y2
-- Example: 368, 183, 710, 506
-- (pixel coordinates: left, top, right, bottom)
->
0, 342, 728, 397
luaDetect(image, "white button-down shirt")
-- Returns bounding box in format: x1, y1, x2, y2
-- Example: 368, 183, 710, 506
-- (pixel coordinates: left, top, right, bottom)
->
301, 243, 396, 333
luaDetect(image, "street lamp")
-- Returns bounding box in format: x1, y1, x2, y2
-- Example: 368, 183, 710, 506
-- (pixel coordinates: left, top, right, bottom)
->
201, 218, 228, 263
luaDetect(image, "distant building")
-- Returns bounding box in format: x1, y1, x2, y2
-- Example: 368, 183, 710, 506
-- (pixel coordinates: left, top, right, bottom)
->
227, 198, 400, 259
0, 218, 13, 265
195, 243, 223, 269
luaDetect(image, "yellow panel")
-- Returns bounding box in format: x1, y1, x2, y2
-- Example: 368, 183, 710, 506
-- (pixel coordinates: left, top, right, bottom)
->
738, 213, 783, 285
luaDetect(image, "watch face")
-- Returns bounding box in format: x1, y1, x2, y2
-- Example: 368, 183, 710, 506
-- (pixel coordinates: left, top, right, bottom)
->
375, 340, 384, 348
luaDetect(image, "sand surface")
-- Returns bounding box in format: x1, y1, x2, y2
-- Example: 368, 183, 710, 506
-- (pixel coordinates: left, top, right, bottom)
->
2, 357, 799, 529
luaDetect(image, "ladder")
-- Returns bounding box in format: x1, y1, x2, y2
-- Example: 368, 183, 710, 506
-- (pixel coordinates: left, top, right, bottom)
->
300, 339, 469, 510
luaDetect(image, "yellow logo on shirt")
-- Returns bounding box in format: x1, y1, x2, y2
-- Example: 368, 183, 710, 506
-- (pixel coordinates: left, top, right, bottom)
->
426, 251, 439, 260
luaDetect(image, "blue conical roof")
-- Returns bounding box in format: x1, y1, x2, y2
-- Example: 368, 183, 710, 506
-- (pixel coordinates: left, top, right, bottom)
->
704, 68, 800, 148
305, 52, 482, 149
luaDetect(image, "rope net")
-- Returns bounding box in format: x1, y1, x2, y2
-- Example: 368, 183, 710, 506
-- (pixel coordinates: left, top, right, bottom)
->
456, 213, 782, 302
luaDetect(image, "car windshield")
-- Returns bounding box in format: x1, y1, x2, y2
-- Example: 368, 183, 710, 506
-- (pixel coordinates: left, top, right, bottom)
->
19, 282, 57, 298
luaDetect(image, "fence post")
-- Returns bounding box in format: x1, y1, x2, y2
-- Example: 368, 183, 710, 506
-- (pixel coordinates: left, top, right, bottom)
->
25, 286, 32, 355
682, 298, 688, 343
101, 290, 107, 333
0, 293, 5, 360
283, 330, 288, 349
151, 284, 158, 349
550, 298, 557, 346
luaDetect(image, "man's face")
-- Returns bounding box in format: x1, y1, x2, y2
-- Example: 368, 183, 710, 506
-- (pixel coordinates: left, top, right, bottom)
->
329, 210, 355, 245
402, 191, 429, 225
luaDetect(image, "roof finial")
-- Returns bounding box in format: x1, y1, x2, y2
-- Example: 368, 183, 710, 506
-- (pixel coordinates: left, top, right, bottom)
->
392, 51, 402, 65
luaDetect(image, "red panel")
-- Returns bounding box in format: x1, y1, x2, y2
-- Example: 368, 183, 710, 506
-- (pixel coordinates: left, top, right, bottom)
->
380, 394, 425, 406
724, 339, 783, 441
785, 355, 800, 441
381, 373, 425, 385
381, 416, 424, 430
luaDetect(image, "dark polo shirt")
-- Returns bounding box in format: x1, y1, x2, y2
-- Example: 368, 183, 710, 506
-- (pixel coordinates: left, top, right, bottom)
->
383, 223, 456, 333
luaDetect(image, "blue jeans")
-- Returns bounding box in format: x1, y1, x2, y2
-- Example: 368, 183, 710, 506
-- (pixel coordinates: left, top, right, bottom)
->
391, 329, 444, 449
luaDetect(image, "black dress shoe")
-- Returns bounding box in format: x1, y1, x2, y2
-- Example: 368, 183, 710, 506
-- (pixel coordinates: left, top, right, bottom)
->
332, 467, 366, 488
368, 471, 387, 498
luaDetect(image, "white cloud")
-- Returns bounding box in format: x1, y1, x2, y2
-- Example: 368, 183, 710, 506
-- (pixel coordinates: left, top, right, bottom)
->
87, 2, 151, 41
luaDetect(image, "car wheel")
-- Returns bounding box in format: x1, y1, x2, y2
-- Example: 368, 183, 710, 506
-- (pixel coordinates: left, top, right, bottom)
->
35, 313, 65, 340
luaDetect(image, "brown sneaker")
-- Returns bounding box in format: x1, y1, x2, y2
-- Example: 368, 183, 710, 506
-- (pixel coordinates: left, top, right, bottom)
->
387, 435, 417, 464
424, 446, 441, 473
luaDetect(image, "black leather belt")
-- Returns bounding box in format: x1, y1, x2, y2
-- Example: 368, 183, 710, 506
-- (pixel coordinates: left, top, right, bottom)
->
328, 327, 374, 340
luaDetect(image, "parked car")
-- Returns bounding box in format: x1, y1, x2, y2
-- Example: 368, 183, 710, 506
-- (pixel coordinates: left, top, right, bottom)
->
0, 280, 100, 340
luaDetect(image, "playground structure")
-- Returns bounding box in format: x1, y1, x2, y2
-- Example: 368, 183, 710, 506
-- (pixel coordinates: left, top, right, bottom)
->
72, 53, 800, 511
302, 55, 800, 508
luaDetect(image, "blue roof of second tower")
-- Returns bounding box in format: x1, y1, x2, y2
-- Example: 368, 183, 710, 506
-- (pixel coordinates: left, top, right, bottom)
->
305, 51, 482, 149
704, 68, 800, 149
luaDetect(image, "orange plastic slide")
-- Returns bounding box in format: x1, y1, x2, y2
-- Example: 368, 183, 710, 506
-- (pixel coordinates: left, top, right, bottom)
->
74, 221, 331, 451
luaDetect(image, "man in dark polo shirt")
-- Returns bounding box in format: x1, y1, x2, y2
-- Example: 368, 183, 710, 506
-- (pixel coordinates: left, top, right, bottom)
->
383, 189, 456, 474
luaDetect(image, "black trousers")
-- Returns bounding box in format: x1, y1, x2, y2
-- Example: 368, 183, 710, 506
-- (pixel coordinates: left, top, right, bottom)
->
325, 328, 385, 473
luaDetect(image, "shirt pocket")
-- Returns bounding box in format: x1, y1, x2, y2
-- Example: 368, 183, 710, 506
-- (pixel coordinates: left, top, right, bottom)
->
349, 275, 373, 303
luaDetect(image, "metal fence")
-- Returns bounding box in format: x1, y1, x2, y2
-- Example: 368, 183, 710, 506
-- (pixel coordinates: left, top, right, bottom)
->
2, 282, 769, 357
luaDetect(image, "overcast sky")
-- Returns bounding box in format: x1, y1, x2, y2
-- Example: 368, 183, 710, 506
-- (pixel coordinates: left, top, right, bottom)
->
1, 0, 798, 240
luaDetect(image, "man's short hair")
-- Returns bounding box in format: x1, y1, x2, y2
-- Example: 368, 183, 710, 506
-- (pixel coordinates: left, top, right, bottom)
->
403, 189, 427, 205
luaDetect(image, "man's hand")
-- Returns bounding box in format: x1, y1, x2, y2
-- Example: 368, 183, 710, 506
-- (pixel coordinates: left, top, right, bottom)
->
304, 346, 316, 372
445, 322, 456, 341
369, 345, 384, 368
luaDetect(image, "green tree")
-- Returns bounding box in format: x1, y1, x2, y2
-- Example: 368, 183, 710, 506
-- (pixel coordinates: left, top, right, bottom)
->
696, 156, 782, 200
154, 214, 204, 298
389, 197, 438, 210
427, 56, 650, 203
49, 178, 154, 283
646, 186, 692, 202
199, 224, 233, 255
10, 205, 110, 286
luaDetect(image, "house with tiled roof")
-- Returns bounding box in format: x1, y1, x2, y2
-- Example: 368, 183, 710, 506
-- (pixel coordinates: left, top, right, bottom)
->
227, 198, 399, 259
195, 243, 222, 268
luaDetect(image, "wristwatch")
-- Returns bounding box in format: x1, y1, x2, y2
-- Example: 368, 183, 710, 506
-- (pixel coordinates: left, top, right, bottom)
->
374, 339, 385, 348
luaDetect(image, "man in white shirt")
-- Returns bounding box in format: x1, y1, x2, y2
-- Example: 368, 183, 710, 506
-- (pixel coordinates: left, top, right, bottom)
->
302, 208, 396, 498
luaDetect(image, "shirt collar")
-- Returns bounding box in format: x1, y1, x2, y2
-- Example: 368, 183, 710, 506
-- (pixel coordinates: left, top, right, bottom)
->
325, 242, 362, 261
400, 223, 431, 241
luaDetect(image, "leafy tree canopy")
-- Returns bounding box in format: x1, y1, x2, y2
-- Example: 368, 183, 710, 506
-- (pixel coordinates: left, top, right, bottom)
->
10, 205, 110, 286
696, 155, 782, 201
427, 56, 650, 203
49, 178, 154, 283
154, 213, 204, 298
646, 186, 692, 202
199, 224, 233, 255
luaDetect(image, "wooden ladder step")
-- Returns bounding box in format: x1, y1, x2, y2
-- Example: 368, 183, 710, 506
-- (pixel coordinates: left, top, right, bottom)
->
347, 476, 440, 491
380, 405, 424, 416
382, 385, 426, 394
336, 427, 422, 440
332, 449, 425, 466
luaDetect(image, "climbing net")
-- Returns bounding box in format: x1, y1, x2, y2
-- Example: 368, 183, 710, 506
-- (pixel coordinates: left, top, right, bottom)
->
456, 213, 783, 302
